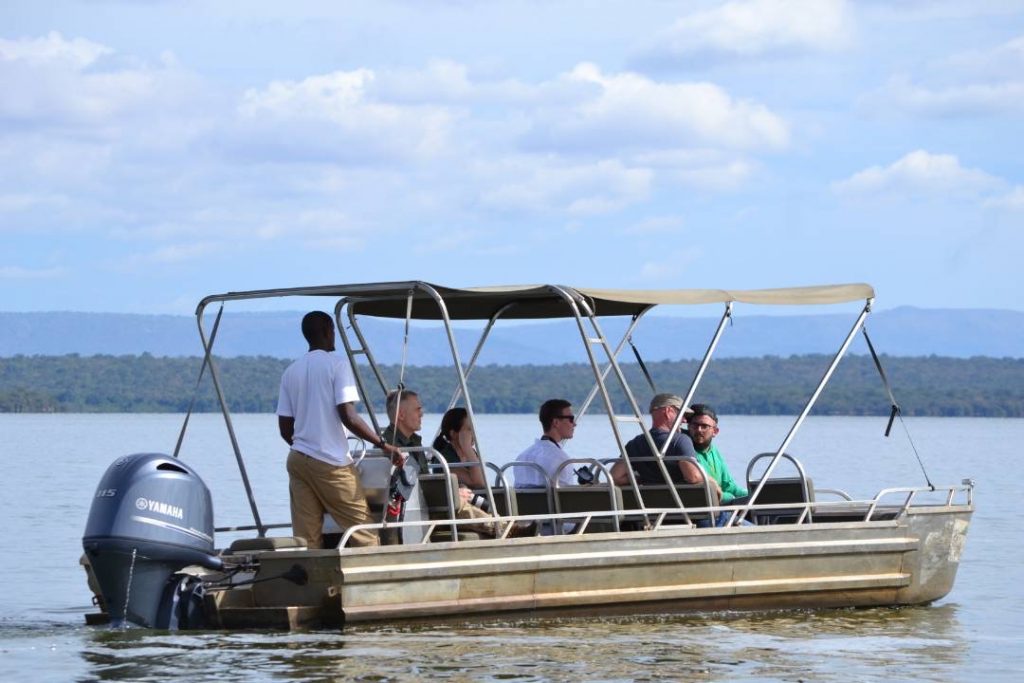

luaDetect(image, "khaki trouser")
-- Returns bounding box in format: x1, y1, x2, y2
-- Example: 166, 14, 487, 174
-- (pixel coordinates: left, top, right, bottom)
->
286, 449, 379, 549
455, 496, 499, 536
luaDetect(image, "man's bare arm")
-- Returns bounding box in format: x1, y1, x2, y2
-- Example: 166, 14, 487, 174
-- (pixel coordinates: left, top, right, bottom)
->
337, 402, 403, 464
610, 459, 631, 486
278, 416, 295, 446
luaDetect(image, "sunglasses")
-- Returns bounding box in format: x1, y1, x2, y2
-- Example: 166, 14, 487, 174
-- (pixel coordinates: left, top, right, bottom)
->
555, 414, 576, 424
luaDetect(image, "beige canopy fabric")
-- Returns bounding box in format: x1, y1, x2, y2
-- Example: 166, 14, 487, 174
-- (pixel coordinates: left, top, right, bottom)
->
198, 281, 874, 320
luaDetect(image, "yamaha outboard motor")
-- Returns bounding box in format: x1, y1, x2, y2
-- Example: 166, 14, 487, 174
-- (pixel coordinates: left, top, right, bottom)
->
82, 453, 223, 628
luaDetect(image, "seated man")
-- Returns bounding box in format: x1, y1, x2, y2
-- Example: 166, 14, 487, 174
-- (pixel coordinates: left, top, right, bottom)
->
380, 389, 510, 536
611, 393, 700, 486
514, 399, 579, 488
686, 403, 751, 527
381, 389, 427, 470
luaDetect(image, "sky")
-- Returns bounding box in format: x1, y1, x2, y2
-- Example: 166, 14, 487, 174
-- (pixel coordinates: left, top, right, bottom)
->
1, 0, 1023, 315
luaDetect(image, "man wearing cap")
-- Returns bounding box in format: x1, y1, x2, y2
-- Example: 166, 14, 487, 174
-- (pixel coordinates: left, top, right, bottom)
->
686, 403, 752, 527
611, 393, 702, 486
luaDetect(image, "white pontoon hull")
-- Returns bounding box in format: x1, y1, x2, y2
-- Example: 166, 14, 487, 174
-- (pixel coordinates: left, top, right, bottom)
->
207, 506, 971, 629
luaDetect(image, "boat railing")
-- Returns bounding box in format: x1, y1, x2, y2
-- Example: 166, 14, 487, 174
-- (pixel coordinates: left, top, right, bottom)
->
814, 488, 854, 501
496, 461, 556, 518
213, 479, 972, 546
865, 482, 974, 520
334, 480, 972, 547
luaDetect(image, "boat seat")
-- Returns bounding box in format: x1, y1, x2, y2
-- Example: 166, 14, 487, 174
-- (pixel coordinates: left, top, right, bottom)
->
809, 503, 902, 523
418, 473, 483, 541
747, 477, 815, 525
227, 536, 307, 553
555, 485, 623, 533
470, 487, 517, 517
618, 484, 720, 525
512, 487, 554, 517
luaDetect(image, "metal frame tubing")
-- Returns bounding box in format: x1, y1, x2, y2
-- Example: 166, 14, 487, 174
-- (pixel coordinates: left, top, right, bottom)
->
195, 302, 265, 536
740, 299, 873, 520
575, 306, 654, 422
549, 286, 682, 513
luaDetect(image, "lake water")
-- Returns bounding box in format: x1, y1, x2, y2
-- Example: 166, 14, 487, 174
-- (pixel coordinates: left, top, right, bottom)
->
1, 413, 1021, 682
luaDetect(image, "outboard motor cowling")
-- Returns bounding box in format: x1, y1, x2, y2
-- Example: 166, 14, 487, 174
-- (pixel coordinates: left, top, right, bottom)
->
82, 453, 222, 628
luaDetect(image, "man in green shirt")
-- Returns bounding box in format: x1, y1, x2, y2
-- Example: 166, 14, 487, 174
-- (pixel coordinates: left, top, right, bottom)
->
686, 403, 751, 526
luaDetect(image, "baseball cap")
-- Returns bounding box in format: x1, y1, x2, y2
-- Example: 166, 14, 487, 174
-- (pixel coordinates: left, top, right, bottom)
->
649, 393, 692, 413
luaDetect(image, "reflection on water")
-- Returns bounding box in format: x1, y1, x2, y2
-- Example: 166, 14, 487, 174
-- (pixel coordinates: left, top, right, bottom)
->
70, 606, 965, 682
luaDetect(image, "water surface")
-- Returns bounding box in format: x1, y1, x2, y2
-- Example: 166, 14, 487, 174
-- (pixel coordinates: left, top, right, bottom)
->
1, 413, 1019, 681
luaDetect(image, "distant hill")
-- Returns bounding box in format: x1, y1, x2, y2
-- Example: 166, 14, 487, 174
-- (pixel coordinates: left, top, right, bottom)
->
1, 307, 1022, 362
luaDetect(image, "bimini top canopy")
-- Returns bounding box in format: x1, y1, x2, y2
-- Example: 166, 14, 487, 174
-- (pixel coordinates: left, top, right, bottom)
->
197, 282, 874, 321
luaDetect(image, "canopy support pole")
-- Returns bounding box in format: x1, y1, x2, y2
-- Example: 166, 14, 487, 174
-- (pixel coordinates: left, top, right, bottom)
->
738, 298, 873, 523
196, 303, 265, 537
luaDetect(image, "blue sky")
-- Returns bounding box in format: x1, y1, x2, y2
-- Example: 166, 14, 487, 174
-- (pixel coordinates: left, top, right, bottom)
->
2, 0, 1022, 314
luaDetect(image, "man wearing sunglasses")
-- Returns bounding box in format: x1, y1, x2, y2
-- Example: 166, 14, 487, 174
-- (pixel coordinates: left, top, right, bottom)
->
514, 398, 580, 487
687, 403, 752, 527
686, 403, 748, 507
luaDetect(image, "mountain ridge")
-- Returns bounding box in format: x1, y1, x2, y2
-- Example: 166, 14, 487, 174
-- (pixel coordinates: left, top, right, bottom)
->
1, 307, 1021, 362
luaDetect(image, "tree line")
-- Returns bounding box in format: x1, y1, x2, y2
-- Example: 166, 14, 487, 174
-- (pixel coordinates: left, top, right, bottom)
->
1, 353, 1022, 417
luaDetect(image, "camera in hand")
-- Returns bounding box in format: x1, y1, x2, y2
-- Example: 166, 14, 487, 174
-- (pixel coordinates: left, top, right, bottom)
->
575, 466, 595, 485
469, 493, 491, 512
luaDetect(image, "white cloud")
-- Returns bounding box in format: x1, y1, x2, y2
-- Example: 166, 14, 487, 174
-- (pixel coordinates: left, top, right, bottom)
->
876, 74, 1024, 117
0, 265, 65, 279
636, 0, 853, 66
624, 216, 685, 235
234, 69, 457, 163
480, 158, 652, 215
833, 150, 1003, 199
413, 227, 487, 255
984, 186, 1024, 210
0, 31, 110, 68
869, 35, 1024, 118
372, 59, 537, 105
943, 34, 1024, 80
525, 63, 789, 153
138, 242, 219, 264
0, 192, 68, 213
0, 31, 201, 130
0, 33, 788, 263
639, 248, 703, 281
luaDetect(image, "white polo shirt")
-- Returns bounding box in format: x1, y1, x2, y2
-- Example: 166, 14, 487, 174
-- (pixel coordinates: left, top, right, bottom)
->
276, 350, 360, 466
514, 438, 576, 487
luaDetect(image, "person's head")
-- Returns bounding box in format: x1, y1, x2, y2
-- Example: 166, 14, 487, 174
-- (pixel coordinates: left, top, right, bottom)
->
686, 403, 720, 450
539, 398, 575, 441
301, 311, 335, 351
433, 407, 472, 450
386, 389, 423, 436
648, 393, 689, 429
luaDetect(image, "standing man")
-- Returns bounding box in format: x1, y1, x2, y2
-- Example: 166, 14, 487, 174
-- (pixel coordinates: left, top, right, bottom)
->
277, 311, 401, 549
685, 403, 749, 509
514, 399, 578, 487
611, 393, 700, 486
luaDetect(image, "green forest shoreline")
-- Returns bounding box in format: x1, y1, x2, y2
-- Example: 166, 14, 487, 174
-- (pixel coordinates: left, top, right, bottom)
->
2, 354, 1022, 417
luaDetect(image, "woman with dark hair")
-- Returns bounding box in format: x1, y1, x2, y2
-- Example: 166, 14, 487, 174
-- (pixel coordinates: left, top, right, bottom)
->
431, 407, 486, 489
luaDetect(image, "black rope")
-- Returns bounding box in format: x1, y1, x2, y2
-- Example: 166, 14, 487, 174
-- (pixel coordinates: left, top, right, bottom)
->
627, 314, 657, 394
863, 326, 935, 490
